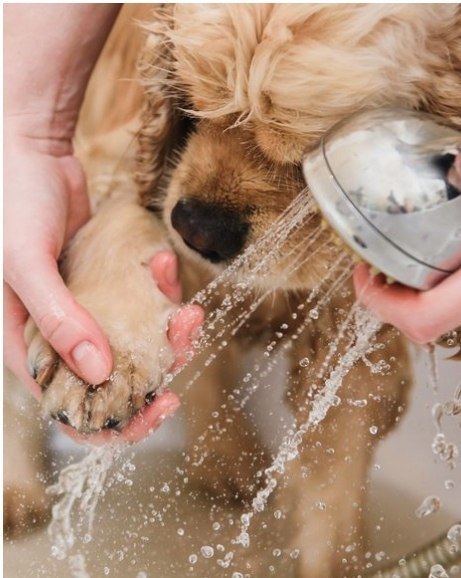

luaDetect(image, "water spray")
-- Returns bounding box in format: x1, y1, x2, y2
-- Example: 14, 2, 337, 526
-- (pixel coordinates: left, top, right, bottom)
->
303, 108, 461, 577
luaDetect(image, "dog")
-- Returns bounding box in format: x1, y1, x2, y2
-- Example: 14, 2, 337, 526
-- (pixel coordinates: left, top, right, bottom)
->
5, 5, 460, 577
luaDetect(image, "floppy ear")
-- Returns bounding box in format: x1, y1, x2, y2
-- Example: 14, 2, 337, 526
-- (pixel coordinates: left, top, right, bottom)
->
418, 6, 461, 128
136, 8, 194, 211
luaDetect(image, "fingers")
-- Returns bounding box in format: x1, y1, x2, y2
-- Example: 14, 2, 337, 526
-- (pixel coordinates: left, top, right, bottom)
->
61, 390, 181, 446
3, 283, 42, 400
150, 249, 205, 368
56, 301, 203, 445
167, 304, 205, 370
353, 263, 461, 343
150, 251, 182, 304
5, 254, 113, 385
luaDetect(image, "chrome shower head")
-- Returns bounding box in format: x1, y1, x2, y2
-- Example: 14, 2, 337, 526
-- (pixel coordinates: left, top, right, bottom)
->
302, 108, 461, 290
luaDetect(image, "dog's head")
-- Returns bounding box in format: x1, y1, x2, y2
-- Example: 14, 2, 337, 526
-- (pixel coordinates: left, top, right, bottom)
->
136, 4, 461, 290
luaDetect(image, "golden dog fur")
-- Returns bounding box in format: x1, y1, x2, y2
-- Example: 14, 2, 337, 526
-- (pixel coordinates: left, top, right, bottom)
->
5, 5, 461, 576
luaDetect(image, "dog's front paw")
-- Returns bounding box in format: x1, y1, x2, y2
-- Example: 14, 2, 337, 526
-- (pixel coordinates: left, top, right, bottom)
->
26, 315, 174, 434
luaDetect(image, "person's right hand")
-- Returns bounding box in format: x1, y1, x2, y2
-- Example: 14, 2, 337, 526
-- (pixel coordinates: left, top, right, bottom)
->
4, 128, 114, 398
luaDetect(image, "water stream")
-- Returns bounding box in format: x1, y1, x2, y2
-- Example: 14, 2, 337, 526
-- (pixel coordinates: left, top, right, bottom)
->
42, 187, 458, 577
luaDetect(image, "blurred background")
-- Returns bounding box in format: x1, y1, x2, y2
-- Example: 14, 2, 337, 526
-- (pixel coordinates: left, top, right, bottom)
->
3, 343, 460, 577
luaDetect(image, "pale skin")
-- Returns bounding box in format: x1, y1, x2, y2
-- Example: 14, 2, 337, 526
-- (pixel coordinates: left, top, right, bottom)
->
4, 5, 203, 444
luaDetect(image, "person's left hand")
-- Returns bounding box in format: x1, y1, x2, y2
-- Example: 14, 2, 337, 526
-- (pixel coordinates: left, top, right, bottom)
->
353, 263, 461, 344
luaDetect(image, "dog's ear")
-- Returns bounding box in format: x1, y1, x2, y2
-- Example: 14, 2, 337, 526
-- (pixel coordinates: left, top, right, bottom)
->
418, 6, 461, 128
136, 7, 195, 211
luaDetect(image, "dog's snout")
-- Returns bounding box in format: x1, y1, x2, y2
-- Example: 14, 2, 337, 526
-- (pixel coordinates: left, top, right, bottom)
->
171, 198, 249, 263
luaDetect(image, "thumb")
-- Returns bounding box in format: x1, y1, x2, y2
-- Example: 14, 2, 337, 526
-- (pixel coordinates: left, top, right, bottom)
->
6, 253, 113, 385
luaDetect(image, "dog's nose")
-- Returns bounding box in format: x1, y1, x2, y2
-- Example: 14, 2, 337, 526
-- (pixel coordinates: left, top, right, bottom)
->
171, 198, 249, 263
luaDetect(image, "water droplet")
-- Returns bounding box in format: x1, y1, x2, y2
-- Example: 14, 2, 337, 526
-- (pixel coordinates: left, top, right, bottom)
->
50, 545, 66, 561
177, 528, 184, 536
299, 357, 310, 368
415, 495, 441, 518
274, 509, 282, 519
448, 524, 461, 544
188, 554, 197, 565
350, 399, 367, 408
309, 308, 319, 319
369, 425, 378, 435
200, 545, 214, 558
445, 479, 455, 490
212, 522, 221, 531
316, 501, 326, 511
429, 564, 449, 578
272, 548, 281, 557
232, 573, 244, 578
290, 549, 300, 559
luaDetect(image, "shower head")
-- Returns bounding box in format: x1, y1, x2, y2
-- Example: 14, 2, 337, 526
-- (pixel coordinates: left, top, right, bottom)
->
302, 108, 461, 290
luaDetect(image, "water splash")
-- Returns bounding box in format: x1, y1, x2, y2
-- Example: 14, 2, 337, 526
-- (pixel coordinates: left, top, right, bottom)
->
232, 305, 382, 551
41, 184, 421, 576
431, 381, 461, 470
47, 445, 134, 575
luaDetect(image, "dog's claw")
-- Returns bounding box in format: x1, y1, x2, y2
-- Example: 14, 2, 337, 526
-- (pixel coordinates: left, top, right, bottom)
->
104, 417, 122, 430
145, 391, 157, 405
35, 362, 59, 390
52, 410, 71, 426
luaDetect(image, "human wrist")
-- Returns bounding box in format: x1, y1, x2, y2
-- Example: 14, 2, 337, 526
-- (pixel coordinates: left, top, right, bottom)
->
4, 4, 120, 146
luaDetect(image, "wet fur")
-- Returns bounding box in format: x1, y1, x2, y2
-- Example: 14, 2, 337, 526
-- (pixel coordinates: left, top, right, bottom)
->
5, 5, 461, 576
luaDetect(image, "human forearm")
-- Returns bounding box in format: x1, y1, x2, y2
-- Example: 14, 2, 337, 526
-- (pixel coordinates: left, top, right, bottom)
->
4, 4, 121, 147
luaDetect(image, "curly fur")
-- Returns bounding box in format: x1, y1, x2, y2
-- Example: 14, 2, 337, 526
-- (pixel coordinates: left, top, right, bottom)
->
7, 5, 460, 575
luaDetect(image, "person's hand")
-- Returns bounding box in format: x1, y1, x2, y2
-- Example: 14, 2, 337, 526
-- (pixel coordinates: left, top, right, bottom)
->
353, 151, 461, 344
4, 4, 122, 395
4, 5, 202, 447
4, 130, 115, 398
353, 264, 461, 344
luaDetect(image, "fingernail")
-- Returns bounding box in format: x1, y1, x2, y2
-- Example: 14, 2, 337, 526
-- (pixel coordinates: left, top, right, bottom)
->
71, 341, 109, 384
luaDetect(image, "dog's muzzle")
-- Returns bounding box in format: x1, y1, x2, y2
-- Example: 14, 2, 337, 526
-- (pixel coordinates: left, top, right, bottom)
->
171, 198, 249, 263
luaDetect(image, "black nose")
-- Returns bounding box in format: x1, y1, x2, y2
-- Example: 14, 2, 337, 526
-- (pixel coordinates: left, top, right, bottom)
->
171, 198, 249, 263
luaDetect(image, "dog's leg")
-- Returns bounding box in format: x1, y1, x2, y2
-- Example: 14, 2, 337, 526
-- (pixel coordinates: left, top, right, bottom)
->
277, 310, 411, 578
3, 369, 50, 537
26, 187, 178, 434
182, 343, 268, 503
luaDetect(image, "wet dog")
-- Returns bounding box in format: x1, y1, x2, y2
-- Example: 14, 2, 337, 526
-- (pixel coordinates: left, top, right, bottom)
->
5, 5, 460, 576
